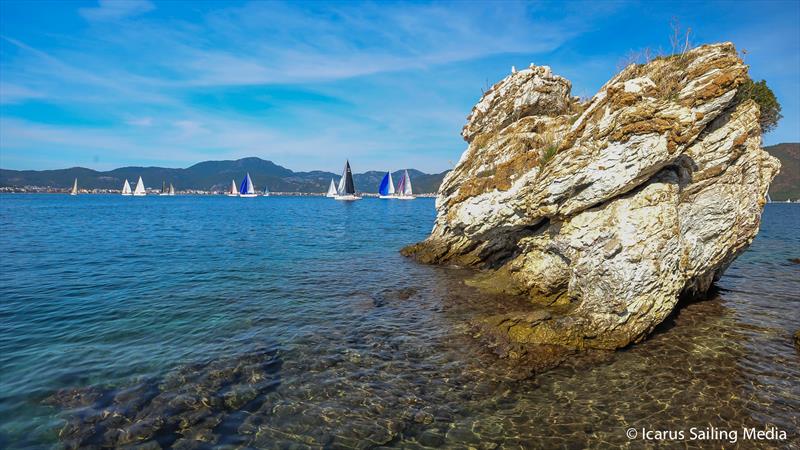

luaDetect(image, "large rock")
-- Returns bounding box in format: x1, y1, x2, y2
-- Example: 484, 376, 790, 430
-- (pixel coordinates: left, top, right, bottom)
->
404, 43, 780, 351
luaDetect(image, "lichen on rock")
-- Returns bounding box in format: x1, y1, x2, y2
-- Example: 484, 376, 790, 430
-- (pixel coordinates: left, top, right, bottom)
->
403, 43, 780, 354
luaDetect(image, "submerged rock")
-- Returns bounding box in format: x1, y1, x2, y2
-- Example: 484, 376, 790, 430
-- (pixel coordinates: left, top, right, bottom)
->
404, 43, 780, 352
46, 346, 281, 449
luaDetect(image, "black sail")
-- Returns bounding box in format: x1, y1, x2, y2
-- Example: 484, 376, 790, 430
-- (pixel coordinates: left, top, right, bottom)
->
344, 160, 355, 194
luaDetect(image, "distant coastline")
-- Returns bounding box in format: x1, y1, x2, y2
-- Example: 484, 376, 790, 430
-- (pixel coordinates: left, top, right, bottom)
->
0, 157, 449, 195
0, 187, 438, 198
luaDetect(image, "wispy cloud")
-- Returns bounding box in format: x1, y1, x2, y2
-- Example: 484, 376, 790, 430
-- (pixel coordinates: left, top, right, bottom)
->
1, 0, 797, 171
79, 0, 154, 22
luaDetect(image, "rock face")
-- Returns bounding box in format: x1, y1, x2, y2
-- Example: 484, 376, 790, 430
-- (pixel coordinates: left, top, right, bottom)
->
403, 43, 780, 351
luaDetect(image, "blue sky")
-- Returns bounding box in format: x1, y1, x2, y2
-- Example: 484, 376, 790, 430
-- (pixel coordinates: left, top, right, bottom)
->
1, 0, 798, 173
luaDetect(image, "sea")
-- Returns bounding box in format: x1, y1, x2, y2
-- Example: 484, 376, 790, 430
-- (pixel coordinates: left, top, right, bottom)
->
0, 194, 798, 449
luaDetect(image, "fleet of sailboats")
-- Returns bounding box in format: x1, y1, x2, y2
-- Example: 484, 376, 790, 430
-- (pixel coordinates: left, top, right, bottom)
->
239, 173, 257, 197
334, 160, 361, 201
133, 177, 146, 196
376, 169, 414, 199
79, 162, 421, 199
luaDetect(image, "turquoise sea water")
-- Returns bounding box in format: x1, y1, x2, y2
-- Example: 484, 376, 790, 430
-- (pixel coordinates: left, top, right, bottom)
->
0, 195, 798, 449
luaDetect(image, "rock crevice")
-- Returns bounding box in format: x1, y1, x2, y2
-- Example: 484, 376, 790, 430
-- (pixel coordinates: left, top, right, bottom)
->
403, 43, 780, 352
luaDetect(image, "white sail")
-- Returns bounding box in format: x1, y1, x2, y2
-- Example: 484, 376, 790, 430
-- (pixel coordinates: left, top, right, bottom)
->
227, 180, 238, 196
168, 183, 175, 195
133, 176, 146, 196
122, 179, 132, 195
326, 179, 337, 197
336, 165, 346, 194
388, 173, 395, 195
70, 178, 78, 195
263, 184, 270, 196
403, 170, 413, 195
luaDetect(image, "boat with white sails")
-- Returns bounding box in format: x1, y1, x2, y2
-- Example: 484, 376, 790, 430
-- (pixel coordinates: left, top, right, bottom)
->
133, 177, 146, 196
325, 179, 337, 197
121, 179, 132, 196
226, 180, 238, 197
263, 184, 270, 197
378, 171, 395, 199
334, 160, 361, 201
239, 173, 257, 198
168, 183, 175, 196
395, 170, 415, 199
70, 178, 78, 196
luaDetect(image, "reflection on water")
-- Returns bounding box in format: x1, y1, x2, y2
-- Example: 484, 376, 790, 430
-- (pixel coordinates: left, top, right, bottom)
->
0, 196, 798, 448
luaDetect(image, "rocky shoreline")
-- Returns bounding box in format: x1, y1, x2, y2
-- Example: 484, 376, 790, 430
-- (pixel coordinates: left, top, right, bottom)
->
404, 42, 780, 355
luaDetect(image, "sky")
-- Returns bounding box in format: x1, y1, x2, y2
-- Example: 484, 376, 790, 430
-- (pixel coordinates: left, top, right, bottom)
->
0, 0, 798, 173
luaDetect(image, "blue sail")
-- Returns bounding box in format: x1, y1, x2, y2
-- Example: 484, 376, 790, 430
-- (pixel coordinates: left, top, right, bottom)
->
239, 173, 255, 195
378, 172, 391, 196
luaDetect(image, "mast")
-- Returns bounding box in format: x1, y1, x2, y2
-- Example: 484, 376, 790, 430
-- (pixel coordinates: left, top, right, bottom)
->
162, 181, 166, 194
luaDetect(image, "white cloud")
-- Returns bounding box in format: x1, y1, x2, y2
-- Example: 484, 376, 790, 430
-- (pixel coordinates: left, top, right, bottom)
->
79, 0, 155, 22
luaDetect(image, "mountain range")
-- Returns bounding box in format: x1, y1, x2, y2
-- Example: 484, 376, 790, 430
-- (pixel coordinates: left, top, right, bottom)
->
764, 143, 799, 201
0, 157, 449, 194
1, 144, 796, 197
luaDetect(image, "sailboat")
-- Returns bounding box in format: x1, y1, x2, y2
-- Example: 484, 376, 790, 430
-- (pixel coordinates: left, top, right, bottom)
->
326, 179, 337, 197
121, 179, 132, 196
69, 178, 78, 196
168, 183, 176, 196
334, 160, 361, 201
239, 173, 257, 198
160, 181, 170, 196
226, 180, 238, 197
263, 184, 270, 197
378, 171, 395, 199
395, 170, 415, 200
133, 176, 146, 196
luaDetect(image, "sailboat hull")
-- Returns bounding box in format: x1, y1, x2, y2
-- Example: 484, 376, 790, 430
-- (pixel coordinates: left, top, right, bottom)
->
238, 194, 258, 198
395, 195, 415, 200
378, 195, 396, 199
334, 195, 361, 201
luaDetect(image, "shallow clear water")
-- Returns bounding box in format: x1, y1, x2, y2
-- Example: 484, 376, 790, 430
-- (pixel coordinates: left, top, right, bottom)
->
0, 195, 798, 449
